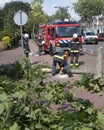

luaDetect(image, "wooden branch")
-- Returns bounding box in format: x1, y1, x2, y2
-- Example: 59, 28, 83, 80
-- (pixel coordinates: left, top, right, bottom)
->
42, 68, 92, 74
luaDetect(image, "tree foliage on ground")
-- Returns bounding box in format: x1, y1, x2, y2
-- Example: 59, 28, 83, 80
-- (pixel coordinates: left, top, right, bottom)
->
0, 60, 104, 130
73, 0, 104, 22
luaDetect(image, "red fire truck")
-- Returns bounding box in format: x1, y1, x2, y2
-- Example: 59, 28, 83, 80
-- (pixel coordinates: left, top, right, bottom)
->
38, 20, 83, 54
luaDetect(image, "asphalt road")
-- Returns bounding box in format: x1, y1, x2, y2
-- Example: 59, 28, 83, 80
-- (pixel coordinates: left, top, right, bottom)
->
83, 41, 104, 56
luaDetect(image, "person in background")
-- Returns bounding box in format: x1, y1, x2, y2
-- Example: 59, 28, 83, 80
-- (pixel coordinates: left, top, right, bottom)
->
23, 33, 30, 57
52, 51, 73, 77
37, 32, 45, 54
69, 33, 82, 67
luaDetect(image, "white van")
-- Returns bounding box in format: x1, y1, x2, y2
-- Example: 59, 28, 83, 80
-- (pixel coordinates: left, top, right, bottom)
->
83, 32, 98, 44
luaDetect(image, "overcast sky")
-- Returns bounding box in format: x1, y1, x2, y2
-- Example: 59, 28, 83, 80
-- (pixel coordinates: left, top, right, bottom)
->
0, 0, 80, 20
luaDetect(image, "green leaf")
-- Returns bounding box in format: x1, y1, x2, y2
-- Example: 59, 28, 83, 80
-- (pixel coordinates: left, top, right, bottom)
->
9, 122, 20, 130
97, 111, 104, 126
86, 107, 94, 114
25, 127, 30, 130
80, 127, 92, 130
51, 124, 58, 129
35, 123, 42, 129
0, 103, 4, 114
44, 92, 53, 100
93, 84, 100, 92
58, 126, 64, 130
42, 117, 50, 123
12, 91, 27, 99
0, 93, 8, 101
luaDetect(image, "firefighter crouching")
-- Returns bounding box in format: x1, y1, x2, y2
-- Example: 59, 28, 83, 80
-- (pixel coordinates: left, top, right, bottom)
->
52, 51, 73, 77
69, 33, 82, 67
23, 33, 30, 57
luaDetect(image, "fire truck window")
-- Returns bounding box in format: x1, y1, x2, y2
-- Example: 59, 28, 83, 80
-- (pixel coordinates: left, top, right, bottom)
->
56, 26, 82, 38
48, 28, 50, 35
51, 28, 54, 36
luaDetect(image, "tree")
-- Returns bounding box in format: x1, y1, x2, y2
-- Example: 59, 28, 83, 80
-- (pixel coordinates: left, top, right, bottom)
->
29, 0, 48, 34
1, 1, 31, 46
73, 0, 104, 22
54, 7, 71, 21
3, 1, 31, 15
3, 1, 31, 34
31, 0, 44, 4
0, 9, 5, 31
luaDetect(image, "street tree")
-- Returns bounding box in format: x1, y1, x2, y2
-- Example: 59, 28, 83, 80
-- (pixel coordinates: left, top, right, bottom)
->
29, 0, 48, 34
2, 1, 31, 34
0, 1, 31, 46
3, 1, 31, 34
0, 9, 5, 31
3, 1, 31, 15
73, 0, 104, 22
54, 7, 71, 21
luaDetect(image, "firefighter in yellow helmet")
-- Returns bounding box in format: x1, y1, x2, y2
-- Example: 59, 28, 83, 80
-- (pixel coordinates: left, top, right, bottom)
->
69, 33, 82, 67
52, 51, 73, 77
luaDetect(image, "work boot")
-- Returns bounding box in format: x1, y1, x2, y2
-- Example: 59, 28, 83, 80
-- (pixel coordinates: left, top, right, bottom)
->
59, 71, 64, 75
68, 73, 73, 77
70, 63, 74, 67
75, 63, 79, 67
52, 74, 55, 76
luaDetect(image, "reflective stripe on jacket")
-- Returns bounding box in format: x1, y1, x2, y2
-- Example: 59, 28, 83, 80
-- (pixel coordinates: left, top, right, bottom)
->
54, 55, 64, 59
69, 40, 82, 53
70, 50, 79, 52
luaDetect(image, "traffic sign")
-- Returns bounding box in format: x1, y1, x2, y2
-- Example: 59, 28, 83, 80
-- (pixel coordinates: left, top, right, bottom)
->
13, 10, 28, 58
13, 10, 28, 26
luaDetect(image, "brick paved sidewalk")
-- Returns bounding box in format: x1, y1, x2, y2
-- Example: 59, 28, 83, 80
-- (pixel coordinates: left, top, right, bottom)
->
0, 46, 22, 65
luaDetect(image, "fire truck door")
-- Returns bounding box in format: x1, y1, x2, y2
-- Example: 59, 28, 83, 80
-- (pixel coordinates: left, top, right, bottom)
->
46, 28, 51, 48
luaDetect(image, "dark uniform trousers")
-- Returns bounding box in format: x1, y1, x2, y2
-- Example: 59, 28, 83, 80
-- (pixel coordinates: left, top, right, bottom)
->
23, 40, 30, 57
52, 55, 72, 76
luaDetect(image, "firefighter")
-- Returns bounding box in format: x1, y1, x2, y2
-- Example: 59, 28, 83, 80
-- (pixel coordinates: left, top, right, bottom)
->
23, 33, 30, 57
37, 33, 45, 54
52, 51, 73, 77
69, 33, 82, 67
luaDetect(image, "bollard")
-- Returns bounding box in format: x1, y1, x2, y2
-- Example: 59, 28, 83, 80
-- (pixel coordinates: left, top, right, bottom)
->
90, 50, 94, 56
95, 47, 103, 78
83, 48, 86, 54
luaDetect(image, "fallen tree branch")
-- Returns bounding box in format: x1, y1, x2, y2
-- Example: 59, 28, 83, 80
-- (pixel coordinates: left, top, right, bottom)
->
42, 68, 93, 74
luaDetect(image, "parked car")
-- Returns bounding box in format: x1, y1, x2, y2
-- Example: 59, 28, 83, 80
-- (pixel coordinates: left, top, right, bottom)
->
83, 32, 98, 44
98, 33, 104, 41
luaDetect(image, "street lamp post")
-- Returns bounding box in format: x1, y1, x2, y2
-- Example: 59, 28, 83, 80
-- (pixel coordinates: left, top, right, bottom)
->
54, 6, 70, 9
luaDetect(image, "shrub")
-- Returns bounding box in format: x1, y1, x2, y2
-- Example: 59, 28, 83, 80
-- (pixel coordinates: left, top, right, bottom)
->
2, 36, 12, 47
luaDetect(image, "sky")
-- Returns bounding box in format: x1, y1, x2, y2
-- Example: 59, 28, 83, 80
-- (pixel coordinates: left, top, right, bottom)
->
0, 0, 80, 21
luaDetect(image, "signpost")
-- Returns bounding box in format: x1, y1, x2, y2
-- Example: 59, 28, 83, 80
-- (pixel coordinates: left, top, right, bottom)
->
13, 10, 28, 57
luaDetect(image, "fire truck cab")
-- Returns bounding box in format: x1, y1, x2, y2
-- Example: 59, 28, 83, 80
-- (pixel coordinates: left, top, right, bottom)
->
38, 20, 83, 54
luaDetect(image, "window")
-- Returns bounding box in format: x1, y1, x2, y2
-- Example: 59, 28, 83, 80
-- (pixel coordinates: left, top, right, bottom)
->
56, 26, 81, 38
